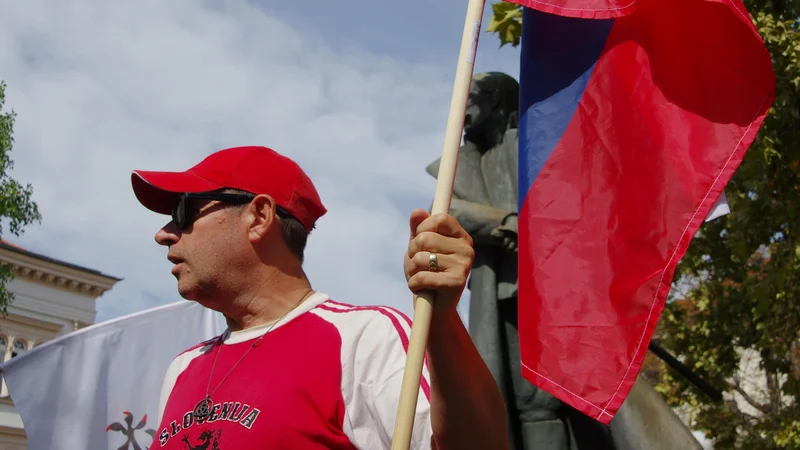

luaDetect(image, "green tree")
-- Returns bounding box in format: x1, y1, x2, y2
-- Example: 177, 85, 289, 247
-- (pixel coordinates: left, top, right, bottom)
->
486, 1, 800, 447
0, 80, 42, 314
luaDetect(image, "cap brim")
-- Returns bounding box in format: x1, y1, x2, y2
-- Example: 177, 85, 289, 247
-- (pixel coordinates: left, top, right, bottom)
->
131, 170, 223, 215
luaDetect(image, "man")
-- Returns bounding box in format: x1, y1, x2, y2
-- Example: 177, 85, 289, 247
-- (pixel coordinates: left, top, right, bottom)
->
131, 145, 508, 449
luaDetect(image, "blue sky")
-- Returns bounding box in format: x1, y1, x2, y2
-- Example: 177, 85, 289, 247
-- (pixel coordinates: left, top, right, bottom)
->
262, 0, 520, 69
0, 0, 521, 323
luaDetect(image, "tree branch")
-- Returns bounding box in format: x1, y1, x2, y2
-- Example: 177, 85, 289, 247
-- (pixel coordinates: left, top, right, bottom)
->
731, 378, 769, 415
767, 372, 782, 415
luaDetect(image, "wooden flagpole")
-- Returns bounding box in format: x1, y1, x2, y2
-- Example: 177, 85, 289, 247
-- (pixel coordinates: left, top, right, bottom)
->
391, 0, 487, 448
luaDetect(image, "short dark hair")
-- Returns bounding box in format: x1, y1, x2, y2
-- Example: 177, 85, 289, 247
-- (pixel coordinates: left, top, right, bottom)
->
218, 188, 310, 263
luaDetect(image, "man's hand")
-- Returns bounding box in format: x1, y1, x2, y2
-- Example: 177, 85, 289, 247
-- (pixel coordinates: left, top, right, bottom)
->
403, 210, 510, 450
490, 213, 518, 252
404, 208, 475, 315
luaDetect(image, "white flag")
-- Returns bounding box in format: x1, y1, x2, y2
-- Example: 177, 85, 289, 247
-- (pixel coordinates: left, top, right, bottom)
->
1, 301, 223, 450
705, 190, 730, 222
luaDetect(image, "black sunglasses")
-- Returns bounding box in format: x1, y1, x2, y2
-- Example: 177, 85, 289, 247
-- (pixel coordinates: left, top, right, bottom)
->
171, 192, 291, 230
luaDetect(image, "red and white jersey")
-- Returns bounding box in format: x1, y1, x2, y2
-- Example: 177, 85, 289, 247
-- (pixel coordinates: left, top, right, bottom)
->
151, 292, 433, 449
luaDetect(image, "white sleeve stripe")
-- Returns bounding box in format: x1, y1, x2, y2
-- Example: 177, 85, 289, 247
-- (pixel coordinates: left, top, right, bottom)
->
377, 306, 433, 394
312, 301, 434, 449
318, 301, 431, 400
319, 300, 353, 310
328, 302, 432, 383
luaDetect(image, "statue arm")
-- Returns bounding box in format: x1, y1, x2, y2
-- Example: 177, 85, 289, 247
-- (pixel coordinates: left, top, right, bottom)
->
426, 156, 517, 248
447, 196, 517, 247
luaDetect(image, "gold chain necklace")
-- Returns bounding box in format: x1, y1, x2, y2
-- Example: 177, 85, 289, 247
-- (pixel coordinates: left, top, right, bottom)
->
192, 288, 314, 421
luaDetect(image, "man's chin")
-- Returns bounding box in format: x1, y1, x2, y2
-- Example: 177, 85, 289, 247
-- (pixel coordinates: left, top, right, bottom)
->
176, 283, 197, 301
177, 288, 223, 312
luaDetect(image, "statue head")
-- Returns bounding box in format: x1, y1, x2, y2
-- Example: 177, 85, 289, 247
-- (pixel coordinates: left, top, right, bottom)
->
463, 72, 519, 146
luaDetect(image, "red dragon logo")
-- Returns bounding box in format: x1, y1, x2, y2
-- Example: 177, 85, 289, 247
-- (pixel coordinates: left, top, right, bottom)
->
180, 429, 222, 450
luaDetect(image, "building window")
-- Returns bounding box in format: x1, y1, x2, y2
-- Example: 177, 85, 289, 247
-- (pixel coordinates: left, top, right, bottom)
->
0, 335, 7, 397
0, 336, 6, 363
11, 339, 26, 358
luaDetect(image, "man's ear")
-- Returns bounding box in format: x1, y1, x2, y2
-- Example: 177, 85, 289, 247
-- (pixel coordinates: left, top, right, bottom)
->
246, 194, 279, 243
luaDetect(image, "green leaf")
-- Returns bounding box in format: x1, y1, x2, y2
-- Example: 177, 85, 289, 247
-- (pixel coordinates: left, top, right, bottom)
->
485, 2, 523, 47
0, 80, 43, 312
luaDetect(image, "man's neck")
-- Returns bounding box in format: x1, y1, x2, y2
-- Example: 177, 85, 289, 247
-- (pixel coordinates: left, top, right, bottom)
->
223, 272, 314, 332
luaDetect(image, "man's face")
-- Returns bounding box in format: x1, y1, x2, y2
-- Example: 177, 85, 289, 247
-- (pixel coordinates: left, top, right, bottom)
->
463, 80, 494, 135
155, 198, 246, 307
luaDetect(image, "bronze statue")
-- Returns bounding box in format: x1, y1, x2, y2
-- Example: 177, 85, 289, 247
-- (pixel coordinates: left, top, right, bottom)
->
426, 72, 703, 450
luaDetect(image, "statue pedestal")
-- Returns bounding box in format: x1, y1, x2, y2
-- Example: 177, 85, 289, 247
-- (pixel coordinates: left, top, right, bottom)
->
609, 377, 703, 450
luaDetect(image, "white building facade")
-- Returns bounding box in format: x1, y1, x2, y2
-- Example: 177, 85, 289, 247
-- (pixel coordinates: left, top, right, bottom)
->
0, 241, 119, 449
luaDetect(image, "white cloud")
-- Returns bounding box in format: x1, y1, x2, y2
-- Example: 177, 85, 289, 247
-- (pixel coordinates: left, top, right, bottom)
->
0, 0, 487, 322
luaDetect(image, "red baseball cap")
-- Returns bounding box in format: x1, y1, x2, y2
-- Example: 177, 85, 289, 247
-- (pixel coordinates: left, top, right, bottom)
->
131, 146, 327, 231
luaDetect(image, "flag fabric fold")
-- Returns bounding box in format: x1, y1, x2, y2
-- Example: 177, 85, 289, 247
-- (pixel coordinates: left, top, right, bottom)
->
508, 0, 774, 424
1, 301, 223, 449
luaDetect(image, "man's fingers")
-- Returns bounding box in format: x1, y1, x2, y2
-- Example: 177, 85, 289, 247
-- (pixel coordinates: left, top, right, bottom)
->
409, 208, 430, 239
404, 209, 474, 307
407, 231, 470, 259
414, 213, 472, 242
405, 250, 471, 277
406, 271, 464, 295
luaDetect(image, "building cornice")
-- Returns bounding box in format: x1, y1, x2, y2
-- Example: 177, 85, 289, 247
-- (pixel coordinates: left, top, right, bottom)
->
0, 245, 121, 299
0, 311, 63, 335
0, 423, 26, 436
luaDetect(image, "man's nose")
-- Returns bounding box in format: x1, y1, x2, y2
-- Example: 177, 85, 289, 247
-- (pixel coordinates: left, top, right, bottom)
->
155, 221, 180, 247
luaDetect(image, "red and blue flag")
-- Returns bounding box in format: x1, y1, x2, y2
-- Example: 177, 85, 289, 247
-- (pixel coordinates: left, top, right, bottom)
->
508, 0, 775, 423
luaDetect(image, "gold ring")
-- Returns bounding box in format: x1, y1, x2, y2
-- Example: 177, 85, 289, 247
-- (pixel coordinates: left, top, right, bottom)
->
428, 253, 438, 271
